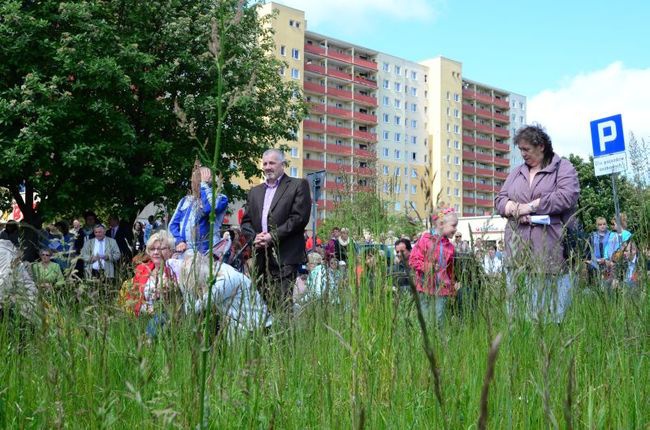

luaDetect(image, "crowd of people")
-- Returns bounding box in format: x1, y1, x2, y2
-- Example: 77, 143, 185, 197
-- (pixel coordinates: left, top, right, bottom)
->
0, 128, 647, 340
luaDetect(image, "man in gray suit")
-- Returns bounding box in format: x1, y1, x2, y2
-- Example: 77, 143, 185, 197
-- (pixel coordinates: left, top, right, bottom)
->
80, 224, 121, 281
241, 149, 311, 314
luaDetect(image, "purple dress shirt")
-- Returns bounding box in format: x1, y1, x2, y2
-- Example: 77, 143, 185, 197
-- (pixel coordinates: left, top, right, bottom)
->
261, 174, 284, 233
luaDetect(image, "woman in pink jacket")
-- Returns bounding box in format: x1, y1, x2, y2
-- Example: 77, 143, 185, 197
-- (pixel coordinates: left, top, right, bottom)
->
495, 125, 580, 323
409, 208, 460, 326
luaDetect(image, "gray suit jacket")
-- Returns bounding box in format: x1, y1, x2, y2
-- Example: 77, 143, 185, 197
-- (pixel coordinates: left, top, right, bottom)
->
80, 237, 121, 278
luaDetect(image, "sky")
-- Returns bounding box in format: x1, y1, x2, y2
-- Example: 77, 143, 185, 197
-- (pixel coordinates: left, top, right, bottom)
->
276, 0, 650, 159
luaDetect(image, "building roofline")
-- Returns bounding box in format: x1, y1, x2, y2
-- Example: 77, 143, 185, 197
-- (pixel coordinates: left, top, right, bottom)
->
263, 1, 306, 15
305, 30, 379, 55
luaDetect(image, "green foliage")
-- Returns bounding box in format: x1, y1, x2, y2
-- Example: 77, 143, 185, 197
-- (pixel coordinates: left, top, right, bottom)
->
568, 154, 647, 232
0, 0, 305, 223
319, 191, 421, 241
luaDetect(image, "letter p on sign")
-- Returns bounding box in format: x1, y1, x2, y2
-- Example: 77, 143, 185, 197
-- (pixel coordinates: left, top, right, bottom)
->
590, 114, 625, 157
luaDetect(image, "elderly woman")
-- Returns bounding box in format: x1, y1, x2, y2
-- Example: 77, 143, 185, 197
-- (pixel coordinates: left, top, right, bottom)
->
31, 248, 65, 291
122, 231, 177, 318
495, 125, 580, 322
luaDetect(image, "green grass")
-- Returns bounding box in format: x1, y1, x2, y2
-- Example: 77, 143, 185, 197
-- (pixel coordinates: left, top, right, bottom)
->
0, 276, 648, 429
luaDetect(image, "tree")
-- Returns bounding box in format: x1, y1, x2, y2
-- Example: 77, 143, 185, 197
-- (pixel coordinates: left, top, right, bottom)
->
0, 0, 305, 225
567, 154, 646, 232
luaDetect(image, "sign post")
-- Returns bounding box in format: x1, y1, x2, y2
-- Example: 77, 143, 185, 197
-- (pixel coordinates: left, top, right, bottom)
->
306, 170, 326, 246
590, 114, 626, 231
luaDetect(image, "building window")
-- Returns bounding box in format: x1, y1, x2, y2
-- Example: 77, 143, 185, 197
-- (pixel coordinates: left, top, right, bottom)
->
411, 152, 417, 161
447, 170, 450, 179
454, 156, 460, 165
382, 79, 389, 89
446, 139, 450, 147
404, 167, 409, 176
383, 131, 390, 140
411, 87, 417, 97
382, 113, 390, 123
280, 45, 286, 56
395, 132, 401, 142
394, 149, 401, 159
383, 96, 390, 106
291, 48, 300, 59
411, 71, 417, 80
290, 167, 298, 176
453, 124, 460, 134
411, 103, 417, 112
454, 171, 460, 180
395, 167, 401, 176
411, 136, 417, 144
394, 99, 401, 108
411, 169, 417, 178
454, 140, 459, 149
382, 62, 390, 72
291, 68, 300, 79
383, 165, 389, 175
446, 91, 450, 100
395, 65, 401, 75
411, 185, 417, 194
446, 107, 450, 116
394, 116, 401, 125
453, 93, 460, 101
291, 147, 299, 158
394, 82, 401, 92
279, 67, 285, 76
454, 188, 459, 197
454, 108, 459, 118
382, 147, 389, 157
383, 183, 389, 193
395, 202, 401, 210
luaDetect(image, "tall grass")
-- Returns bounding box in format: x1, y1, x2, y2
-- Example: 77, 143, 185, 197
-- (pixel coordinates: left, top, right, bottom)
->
0, 271, 647, 428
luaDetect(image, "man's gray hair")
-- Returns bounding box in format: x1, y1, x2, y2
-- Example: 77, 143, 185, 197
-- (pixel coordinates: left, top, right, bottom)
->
262, 148, 286, 163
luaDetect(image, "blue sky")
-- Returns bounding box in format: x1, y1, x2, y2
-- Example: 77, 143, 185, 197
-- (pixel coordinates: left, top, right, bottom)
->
278, 0, 650, 159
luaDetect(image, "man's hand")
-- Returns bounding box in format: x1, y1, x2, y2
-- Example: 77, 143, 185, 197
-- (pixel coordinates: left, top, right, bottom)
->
505, 201, 518, 217
176, 242, 188, 253
254, 232, 273, 249
91, 255, 101, 262
199, 167, 212, 183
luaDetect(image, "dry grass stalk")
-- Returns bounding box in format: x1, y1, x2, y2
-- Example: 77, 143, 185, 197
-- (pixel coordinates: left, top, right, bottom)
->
563, 356, 576, 430
477, 333, 503, 430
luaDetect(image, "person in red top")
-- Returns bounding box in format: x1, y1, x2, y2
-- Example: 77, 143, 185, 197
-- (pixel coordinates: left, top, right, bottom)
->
409, 207, 460, 326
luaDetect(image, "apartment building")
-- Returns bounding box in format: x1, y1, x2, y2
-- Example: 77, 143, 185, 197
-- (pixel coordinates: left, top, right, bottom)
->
376, 53, 429, 216
508, 93, 527, 168
259, 3, 523, 221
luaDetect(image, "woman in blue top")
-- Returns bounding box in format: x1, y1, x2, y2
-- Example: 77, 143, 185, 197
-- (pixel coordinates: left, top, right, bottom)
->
169, 166, 228, 255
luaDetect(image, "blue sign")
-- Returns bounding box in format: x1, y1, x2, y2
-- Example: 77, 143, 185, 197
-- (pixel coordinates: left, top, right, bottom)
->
590, 114, 625, 157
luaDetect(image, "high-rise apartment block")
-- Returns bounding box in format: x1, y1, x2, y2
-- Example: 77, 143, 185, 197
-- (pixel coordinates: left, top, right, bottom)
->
259, 2, 525, 221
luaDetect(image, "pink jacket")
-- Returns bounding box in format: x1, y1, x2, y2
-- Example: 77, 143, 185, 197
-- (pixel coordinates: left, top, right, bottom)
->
409, 233, 456, 296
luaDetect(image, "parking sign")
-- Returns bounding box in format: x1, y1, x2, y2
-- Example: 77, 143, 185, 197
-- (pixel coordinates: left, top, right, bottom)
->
590, 114, 626, 176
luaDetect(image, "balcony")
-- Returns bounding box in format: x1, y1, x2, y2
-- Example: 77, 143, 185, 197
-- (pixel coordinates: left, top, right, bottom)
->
303, 139, 325, 152
354, 148, 374, 158
476, 168, 494, 177
475, 152, 493, 163
309, 103, 325, 114
353, 130, 377, 142
475, 137, 493, 149
326, 106, 353, 119
462, 89, 476, 100
304, 44, 326, 56
355, 166, 375, 176
326, 162, 352, 174
353, 111, 377, 123
493, 127, 510, 138
476, 198, 493, 207
304, 120, 325, 132
327, 50, 352, 63
328, 68, 352, 81
463, 119, 476, 130
495, 171, 508, 180
463, 150, 477, 162
353, 57, 378, 70
324, 180, 346, 191
353, 92, 377, 106
493, 97, 509, 109
327, 86, 353, 100
303, 159, 325, 170
463, 181, 476, 191
326, 144, 353, 156
304, 81, 326, 95
463, 104, 476, 114
326, 124, 352, 137
463, 135, 477, 145
476, 108, 493, 120
304, 63, 325, 75
493, 112, 509, 122
463, 197, 475, 205
475, 123, 493, 134
494, 142, 510, 152
353, 76, 378, 88
462, 165, 475, 175
494, 156, 510, 167
316, 199, 337, 211
474, 92, 494, 105
476, 182, 494, 192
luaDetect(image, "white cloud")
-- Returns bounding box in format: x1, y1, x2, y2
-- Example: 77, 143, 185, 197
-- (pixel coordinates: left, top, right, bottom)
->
528, 62, 650, 159
278, 0, 438, 33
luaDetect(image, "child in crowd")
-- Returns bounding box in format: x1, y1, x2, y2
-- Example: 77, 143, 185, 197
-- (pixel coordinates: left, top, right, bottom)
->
409, 207, 460, 326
